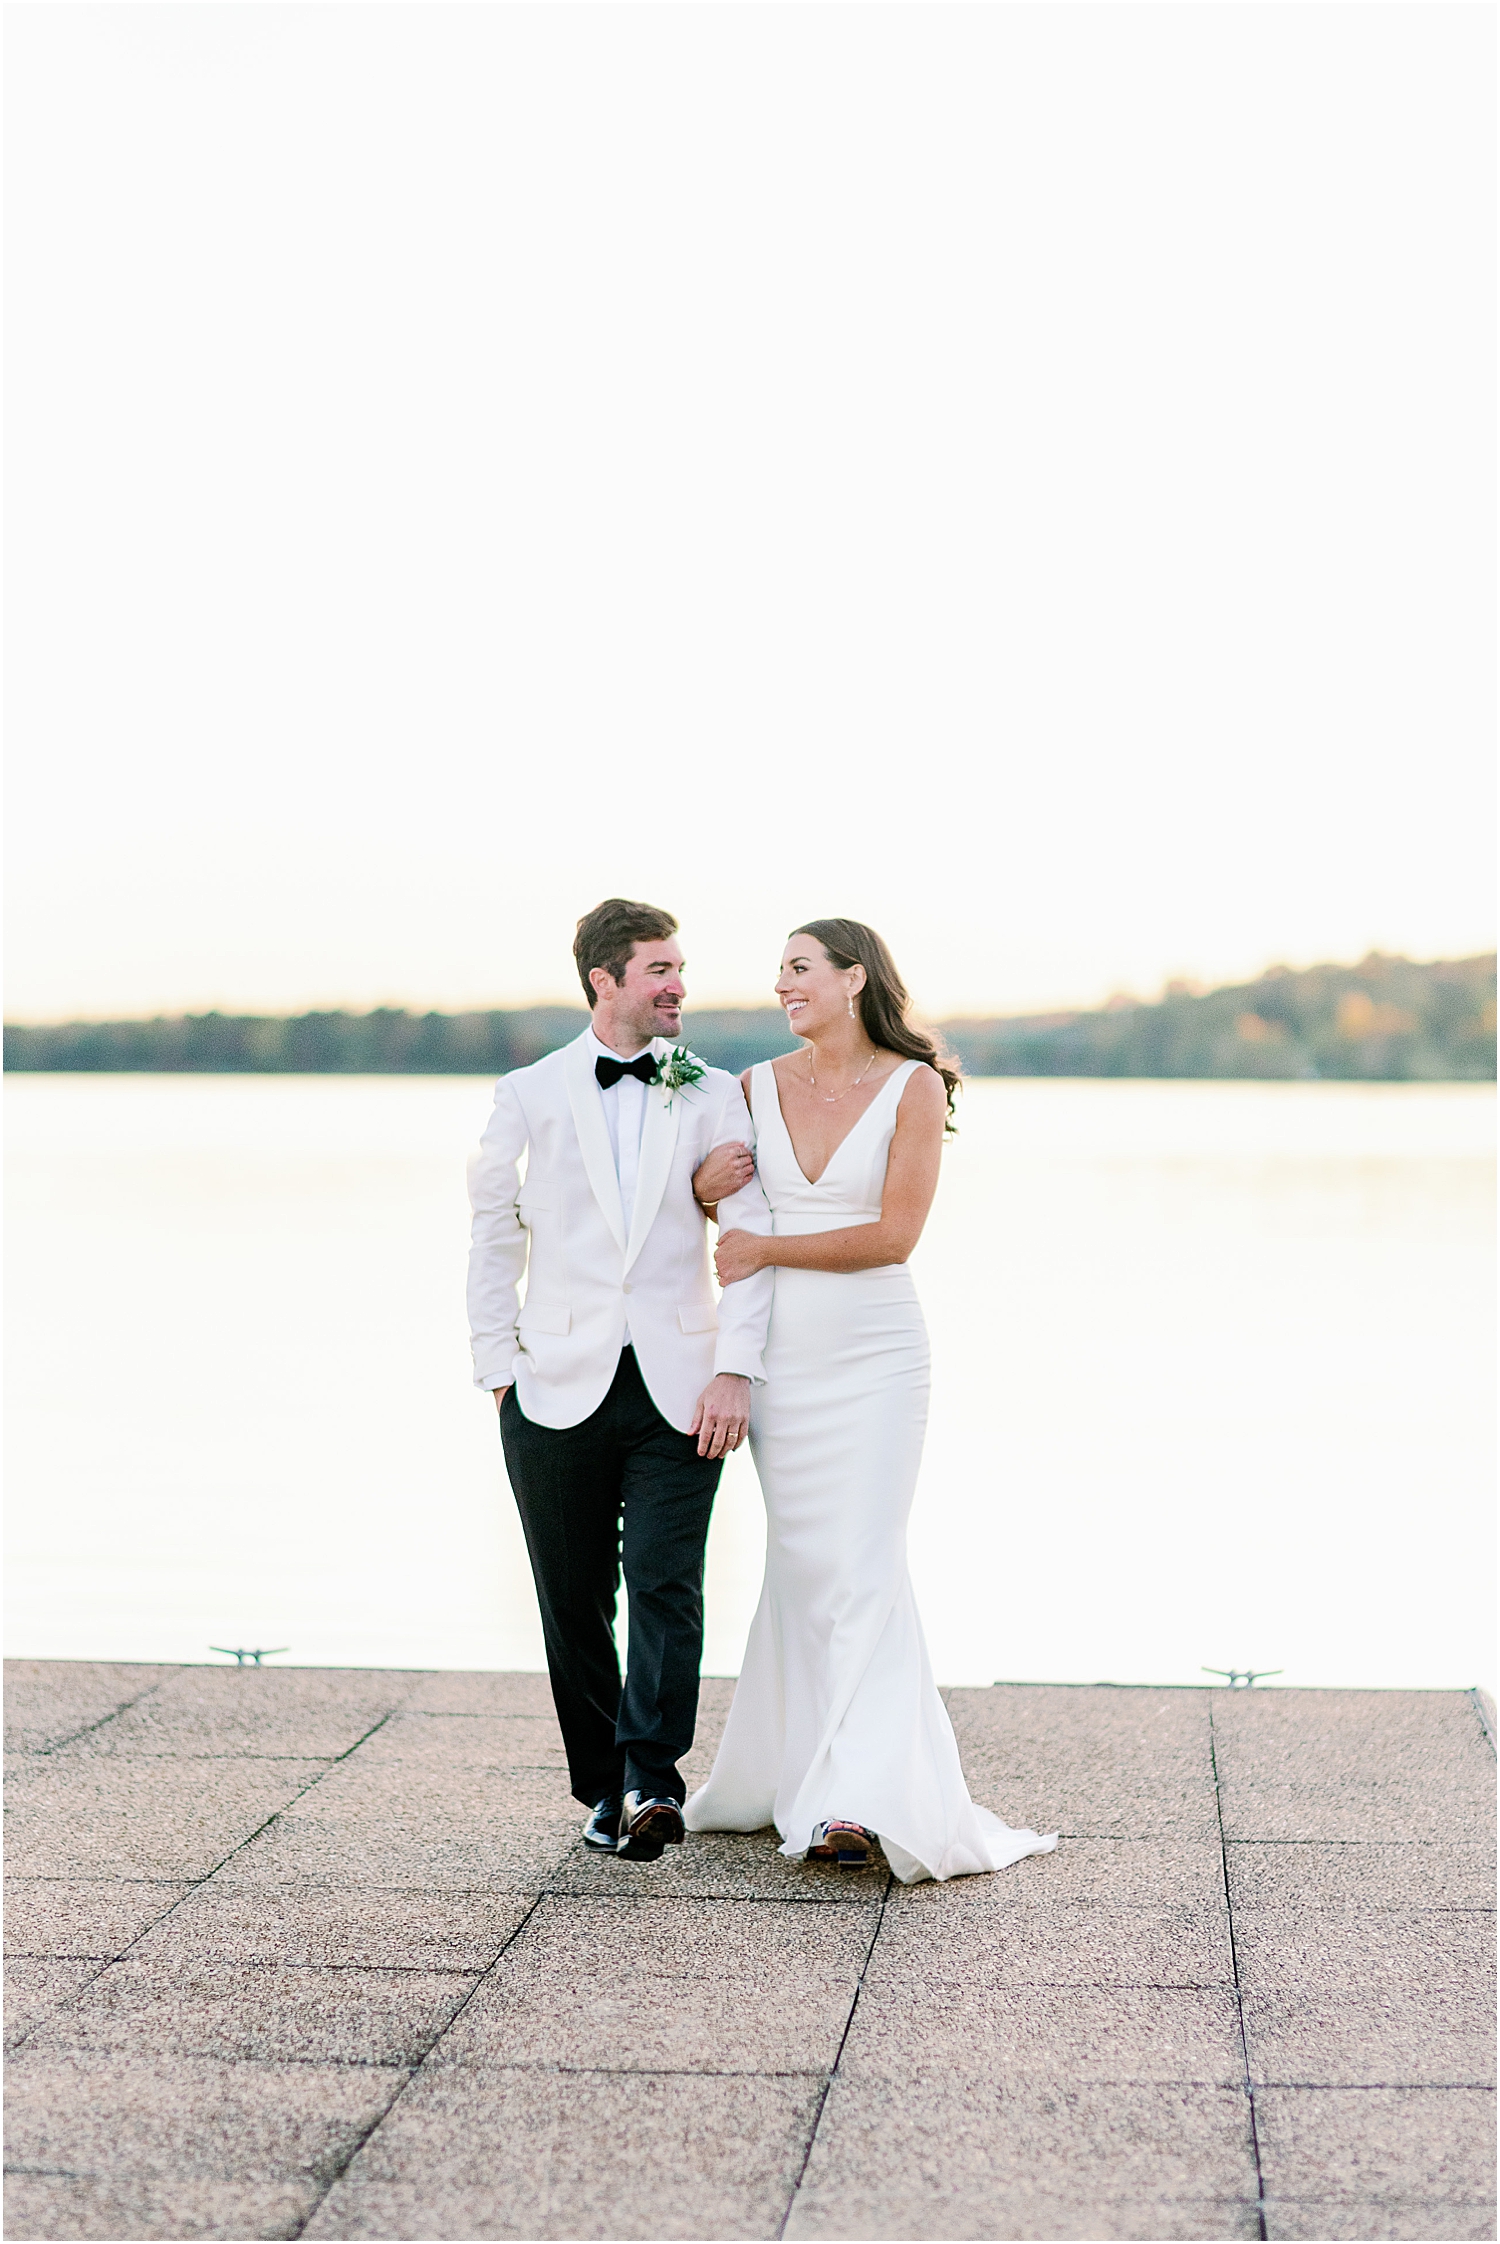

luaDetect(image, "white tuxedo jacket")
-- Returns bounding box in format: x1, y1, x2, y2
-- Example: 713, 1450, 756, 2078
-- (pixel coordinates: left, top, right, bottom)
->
466, 1028, 775, 1433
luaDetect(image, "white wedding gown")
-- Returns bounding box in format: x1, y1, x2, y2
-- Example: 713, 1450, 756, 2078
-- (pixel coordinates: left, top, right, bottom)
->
685, 1059, 1057, 1884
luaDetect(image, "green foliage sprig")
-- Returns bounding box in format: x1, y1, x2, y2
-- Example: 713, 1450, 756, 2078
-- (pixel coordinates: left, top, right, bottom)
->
652, 1045, 708, 1106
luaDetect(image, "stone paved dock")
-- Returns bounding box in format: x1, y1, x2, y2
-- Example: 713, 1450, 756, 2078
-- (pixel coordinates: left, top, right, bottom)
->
3, 1662, 1495, 2242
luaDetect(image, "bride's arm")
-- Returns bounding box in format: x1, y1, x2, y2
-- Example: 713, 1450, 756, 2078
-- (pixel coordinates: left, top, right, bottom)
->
692, 1069, 758, 1221
714, 1068, 947, 1281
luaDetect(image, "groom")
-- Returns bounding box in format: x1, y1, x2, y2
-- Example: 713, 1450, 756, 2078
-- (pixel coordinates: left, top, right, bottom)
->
467, 899, 774, 1859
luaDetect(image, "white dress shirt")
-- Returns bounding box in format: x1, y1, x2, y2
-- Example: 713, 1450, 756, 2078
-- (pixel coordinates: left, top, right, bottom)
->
588, 1026, 651, 1342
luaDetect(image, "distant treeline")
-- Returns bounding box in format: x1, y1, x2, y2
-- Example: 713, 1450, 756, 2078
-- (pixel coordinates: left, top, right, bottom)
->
946, 953, 1495, 1082
3, 1006, 801, 1077
5, 954, 1494, 1081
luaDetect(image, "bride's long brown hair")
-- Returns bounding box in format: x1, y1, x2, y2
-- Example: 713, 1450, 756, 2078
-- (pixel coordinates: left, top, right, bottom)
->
792, 918, 961, 1132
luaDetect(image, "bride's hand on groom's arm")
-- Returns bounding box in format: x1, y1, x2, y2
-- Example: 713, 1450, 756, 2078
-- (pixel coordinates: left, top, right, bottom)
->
692, 1141, 755, 1217
714, 1229, 768, 1285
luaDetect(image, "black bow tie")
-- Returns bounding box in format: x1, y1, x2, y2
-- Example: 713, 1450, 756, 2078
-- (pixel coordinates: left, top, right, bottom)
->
595, 1052, 657, 1090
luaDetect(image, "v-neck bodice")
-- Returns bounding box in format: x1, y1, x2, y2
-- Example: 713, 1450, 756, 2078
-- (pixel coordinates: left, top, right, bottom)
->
749, 1059, 920, 1235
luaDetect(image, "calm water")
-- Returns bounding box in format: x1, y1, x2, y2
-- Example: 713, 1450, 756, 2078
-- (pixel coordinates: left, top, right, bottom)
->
6, 1075, 1493, 1692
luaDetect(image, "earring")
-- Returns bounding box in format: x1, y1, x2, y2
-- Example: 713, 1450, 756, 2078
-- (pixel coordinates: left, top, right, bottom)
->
848, 992, 857, 1018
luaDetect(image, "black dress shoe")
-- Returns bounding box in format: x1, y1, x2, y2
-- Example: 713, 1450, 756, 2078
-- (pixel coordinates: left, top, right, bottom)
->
617, 1791, 686, 1861
582, 1795, 623, 1851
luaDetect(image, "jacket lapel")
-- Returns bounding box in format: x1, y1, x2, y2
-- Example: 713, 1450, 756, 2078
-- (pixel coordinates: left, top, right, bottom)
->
623, 1039, 682, 1275
564, 1031, 627, 1254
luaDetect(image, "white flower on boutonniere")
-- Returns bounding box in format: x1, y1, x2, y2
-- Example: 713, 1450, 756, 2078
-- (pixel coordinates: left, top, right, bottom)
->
652, 1045, 707, 1109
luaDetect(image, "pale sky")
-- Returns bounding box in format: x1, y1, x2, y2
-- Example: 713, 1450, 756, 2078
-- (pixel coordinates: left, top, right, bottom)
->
6, 4, 1494, 1024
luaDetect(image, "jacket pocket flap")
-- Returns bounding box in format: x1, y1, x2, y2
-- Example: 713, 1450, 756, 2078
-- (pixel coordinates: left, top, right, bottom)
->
678, 1304, 720, 1335
516, 1192, 553, 1213
518, 1303, 571, 1336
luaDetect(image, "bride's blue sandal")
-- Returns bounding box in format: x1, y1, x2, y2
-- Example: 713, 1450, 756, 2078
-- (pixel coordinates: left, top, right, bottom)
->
808, 1820, 876, 1868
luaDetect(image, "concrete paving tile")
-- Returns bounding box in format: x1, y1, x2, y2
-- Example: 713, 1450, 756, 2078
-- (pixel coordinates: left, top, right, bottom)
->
1, 1752, 55, 1794
332, 1675, 735, 1776
432, 1957, 854, 2073
876, 1851, 1232, 1933
399, 1670, 553, 1717
3, 1661, 177, 1754
508, 1893, 877, 1977
1254, 2084, 1497, 2203
786, 1985, 1259, 2240
946, 1695, 1220, 1832
343, 1711, 567, 1770
3, 1877, 190, 1958
788, 2193, 1262, 2240
958, 1736, 1216, 1784
676, 1746, 726, 1792
127, 1882, 536, 1970
1218, 1781, 1494, 1845
67, 1665, 419, 1761
953, 1737, 1215, 1790
940, 1773, 1221, 1841
1227, 1842, 1497, 1913
307, 2180, 795, 2241
255, 1753, 575, 1821
225, 1818, 575, 1893
4, 1956, 102, 2047
303, 2065, 821, 2240
1212, 1690, 1496, 1790
790, 2182, 1260, 2240
958, 1745, 1214, 1794
675, 1675, 747, 1789
838, 1980, 1246, 2084
692, 1674, 738, 1727
544, 1826, 888, 1901
1233, 1908, 1495, 1998
24, 1957, 477, 2067
0, 2174, 315, 2240
869, 1898, 1234, 1987
1263, 2199, 1498, 2241
369, 1673, 730, 1769
791, 2072, 1258, 2202
1243, 1986, 1495, 2088
224, 1765, 578, 1890
3, 1758, 328, 1880
948, 1685, 1213, 1773
925, 1835, 1230, 1910
4, 2048, 400, 2181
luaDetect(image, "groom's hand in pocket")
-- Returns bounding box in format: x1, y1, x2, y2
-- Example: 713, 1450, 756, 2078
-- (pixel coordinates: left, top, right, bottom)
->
690, 1374, 750, 1459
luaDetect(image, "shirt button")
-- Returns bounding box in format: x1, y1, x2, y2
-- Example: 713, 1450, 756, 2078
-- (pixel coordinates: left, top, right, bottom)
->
622, 1281, 632, 1294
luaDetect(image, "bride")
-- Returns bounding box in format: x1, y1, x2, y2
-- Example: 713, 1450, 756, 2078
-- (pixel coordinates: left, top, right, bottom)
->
684, 918, 1055, 1884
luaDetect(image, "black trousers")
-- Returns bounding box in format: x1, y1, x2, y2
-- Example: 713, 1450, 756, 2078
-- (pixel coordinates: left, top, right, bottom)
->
500, 1348, 723, 1808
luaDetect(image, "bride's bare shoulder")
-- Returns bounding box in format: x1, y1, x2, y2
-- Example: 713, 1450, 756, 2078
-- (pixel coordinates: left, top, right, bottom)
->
896, 1062, 949, 1117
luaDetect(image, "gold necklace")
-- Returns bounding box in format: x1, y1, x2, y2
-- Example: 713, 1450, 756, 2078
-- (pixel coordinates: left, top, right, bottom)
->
805, 1045, 882, 1104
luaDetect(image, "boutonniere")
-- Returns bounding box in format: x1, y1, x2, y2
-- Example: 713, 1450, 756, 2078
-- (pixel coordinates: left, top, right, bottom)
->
652, 1045, 707, 1108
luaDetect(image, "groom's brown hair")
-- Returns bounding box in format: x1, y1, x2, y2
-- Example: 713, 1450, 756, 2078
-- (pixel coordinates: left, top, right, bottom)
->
574, 898, 680, 1006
